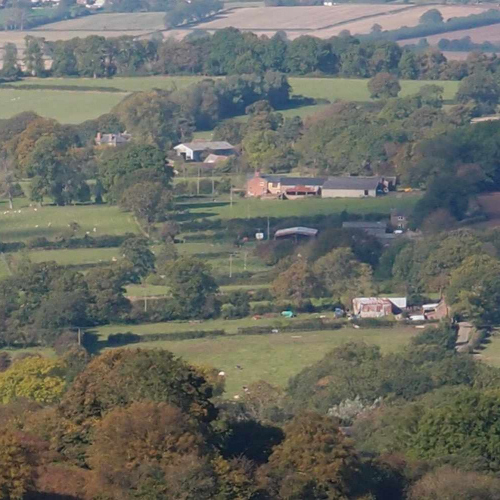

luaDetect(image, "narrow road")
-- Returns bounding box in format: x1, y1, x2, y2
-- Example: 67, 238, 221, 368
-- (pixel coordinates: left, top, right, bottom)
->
457, 321, 473, 345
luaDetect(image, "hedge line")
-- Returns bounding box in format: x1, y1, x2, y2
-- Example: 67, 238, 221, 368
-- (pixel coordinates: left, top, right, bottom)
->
0, 233, 135, 253
107, 329, 226, 345
237, 320, 343, 335
371, 9, 500, 42
0, 83, 124, 93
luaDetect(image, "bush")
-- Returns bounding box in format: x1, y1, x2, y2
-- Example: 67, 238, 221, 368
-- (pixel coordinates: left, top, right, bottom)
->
107, 329, 226, 345
221, 303, 237, 319
251, 303, 273, 315
252, 289, 273, 301
237, 320, 342, 335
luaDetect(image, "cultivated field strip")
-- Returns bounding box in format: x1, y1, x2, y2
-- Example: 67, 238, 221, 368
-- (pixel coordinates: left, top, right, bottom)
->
314, 4, 493, 38
400, 23, 500, 46
198, 4, 414, 31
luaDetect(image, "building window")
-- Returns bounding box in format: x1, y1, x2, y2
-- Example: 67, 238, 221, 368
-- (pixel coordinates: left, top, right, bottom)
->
364, 190, 369, 196
271, 182, 278, 188
398, 216, 404, 221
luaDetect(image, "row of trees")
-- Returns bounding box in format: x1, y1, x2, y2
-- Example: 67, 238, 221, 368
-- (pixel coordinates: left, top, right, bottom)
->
4, 29, 500, 80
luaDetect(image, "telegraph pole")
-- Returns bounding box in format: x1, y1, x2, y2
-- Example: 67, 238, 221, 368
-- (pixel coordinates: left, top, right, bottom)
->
267, 216, 270, 240
229, 253, 233, 278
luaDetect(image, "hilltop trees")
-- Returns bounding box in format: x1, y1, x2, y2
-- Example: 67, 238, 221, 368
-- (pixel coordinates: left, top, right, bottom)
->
419, 9, 444, 25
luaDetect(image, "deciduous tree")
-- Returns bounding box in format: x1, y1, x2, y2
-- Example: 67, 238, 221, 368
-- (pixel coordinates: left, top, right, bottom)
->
368, 72, 401, 99
0, 357, 67, 404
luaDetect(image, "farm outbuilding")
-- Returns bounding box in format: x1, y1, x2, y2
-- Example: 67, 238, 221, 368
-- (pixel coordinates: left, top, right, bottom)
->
353, 297, 406, 318
174, 141, 235, 162
342, 221, 388, 237
274, 227, 318, 241
95, 132, 132, 147
322, 177, 382, 198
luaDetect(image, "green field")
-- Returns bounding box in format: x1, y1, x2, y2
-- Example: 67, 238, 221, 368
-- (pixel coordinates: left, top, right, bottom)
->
0, 324, 416, 397
0, 88, 128, 123
183, 192, 420, 220
0, 200, 138, 242
289, 77, 459, 103
0, 76, 460, 124
102, 326, 416, 395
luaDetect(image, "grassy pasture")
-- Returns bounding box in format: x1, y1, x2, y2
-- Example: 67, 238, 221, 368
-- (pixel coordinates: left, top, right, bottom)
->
2, 76, 459, 124
0, 200, 138, 242
9, 75, 206, 93
181, 192, 420, 220
102, 325, 416, 395
0, 88, 127, 123
290, 78, 459, 103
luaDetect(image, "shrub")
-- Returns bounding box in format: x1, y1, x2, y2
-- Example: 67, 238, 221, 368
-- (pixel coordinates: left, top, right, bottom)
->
251, 303, 273, 315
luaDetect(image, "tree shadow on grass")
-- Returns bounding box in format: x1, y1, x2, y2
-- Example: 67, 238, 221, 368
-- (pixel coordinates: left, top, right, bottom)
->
177, 201, 230, 210
174, 211, 217, 222
83, 330, 142, 355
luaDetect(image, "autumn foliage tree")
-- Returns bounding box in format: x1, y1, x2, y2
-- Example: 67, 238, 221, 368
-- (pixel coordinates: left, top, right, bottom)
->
260, 412, 361, 499
271, 257, 323, 303
0, 357, 67, 405
86, 401, 207, 498
56, 349, 217, 463
0, 432, 33, 500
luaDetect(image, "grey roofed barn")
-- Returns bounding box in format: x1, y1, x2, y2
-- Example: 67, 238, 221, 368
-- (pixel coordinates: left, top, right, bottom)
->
279, 177, 327, 186
323, 177, 382, 190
